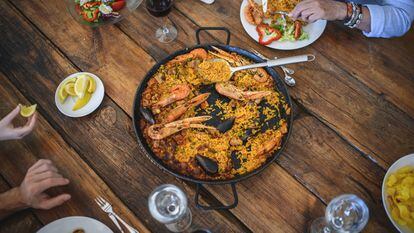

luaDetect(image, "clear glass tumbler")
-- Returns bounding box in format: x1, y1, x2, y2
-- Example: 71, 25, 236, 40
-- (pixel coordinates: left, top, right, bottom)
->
148, 184, 192, 232
309, 194, 369, 233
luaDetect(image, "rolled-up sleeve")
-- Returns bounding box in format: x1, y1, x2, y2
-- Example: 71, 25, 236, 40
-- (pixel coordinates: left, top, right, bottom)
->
363, 0, 414, 38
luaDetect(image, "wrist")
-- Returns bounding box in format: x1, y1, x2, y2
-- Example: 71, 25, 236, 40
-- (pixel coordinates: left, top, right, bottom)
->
0, 187, 29, 211
336, 2, 348, 20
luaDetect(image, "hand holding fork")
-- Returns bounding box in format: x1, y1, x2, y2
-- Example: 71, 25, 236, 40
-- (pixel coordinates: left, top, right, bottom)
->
95, 196, 139, 233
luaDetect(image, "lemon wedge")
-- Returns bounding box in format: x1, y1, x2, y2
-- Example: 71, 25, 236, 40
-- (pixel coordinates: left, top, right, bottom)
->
64, 83, 77, 96
88, 76, 96, 93
72, 92, 91, 111
58, 86, 68, 104
58, 77, 77, 103
20, 104, 37, 117
74, 75, 89, 98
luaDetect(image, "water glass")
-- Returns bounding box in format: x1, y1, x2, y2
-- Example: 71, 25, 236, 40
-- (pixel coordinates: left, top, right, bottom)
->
309, 194, 369, 233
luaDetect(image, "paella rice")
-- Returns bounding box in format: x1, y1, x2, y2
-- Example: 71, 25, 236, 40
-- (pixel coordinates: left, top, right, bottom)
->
140, 47, 290, 180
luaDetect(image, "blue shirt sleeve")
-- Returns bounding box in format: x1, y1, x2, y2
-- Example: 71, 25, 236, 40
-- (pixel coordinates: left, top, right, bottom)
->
363, 0, 414, 38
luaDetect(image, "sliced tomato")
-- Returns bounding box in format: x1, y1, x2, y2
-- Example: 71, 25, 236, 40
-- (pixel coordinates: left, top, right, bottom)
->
111, 0, 126, 11
294, 21, 302, 40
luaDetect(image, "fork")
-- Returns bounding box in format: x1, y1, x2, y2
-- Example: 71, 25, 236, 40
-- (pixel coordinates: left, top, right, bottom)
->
250, 49, 296, 87
95, 196, 139, 233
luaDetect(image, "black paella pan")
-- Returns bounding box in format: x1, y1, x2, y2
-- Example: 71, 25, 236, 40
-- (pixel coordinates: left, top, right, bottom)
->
132, 27, 293, 210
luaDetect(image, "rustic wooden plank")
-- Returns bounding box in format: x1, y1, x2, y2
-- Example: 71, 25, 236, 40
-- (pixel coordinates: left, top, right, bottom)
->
0, 176, 42, 233
0, 75, 150, 233
173, 0, 414, 169
313, 22, 414, 118
6, 0, 155, 115
0, 2, 249, 231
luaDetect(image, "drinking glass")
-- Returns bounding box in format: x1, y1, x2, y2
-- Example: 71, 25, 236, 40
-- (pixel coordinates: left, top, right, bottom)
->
309, 194, 369, 233
145, 0, 177, 43
148, 184, 192, 232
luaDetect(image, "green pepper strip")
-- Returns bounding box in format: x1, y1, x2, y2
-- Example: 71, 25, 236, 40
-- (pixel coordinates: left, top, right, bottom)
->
82, 8, 99, 22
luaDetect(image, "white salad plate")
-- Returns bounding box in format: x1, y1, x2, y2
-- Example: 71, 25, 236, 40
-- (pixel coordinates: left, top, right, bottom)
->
37, 216, 113, 233
239, 0, 327, 50
55, 72, 104, 118
382, 153, 414, 233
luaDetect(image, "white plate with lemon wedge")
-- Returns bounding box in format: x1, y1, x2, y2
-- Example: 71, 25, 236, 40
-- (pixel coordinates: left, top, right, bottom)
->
55, 72, 104, 117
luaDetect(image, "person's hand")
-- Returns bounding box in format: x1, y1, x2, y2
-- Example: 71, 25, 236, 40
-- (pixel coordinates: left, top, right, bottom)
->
289, 0, 347, 23
19, 159, 71, 210
0, 105, 37, 141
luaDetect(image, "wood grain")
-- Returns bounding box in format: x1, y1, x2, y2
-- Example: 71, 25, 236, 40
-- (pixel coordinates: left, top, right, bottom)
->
313, 22, 414, 118
0, 74, 150, 233
0, 1, 249, 231
6, 0, 155, 115
173, 0, 414, 169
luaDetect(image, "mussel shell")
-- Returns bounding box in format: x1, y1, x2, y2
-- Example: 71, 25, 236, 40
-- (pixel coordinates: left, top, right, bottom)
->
216, 117, 235, 133
231, 151, 241, 169
140, 106, 155, 125
195, 154, 218, 174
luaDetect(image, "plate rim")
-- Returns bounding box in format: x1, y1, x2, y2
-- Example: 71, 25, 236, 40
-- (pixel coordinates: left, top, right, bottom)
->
239, 0, 327, 50
382, 153, 414, 233
37, 216, 113, 233
54, 72, 105, 118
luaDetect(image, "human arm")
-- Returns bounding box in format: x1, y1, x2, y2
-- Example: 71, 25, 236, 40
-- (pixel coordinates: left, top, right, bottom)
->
0, 105, 37, 141
289, 0, 414, 38
0, 160, 71, 220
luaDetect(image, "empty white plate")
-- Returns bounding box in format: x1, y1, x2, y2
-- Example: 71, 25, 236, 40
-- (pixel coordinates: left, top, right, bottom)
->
55, 72, 105, 117
37, 216, 113, 233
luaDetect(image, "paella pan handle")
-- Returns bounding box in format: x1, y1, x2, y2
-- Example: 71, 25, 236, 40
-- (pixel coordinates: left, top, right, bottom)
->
194, 183, 238, 210
196, 27, 231, 45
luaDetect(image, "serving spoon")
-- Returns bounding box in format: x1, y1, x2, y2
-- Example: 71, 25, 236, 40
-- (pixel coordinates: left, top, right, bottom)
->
214, 54, 315, 80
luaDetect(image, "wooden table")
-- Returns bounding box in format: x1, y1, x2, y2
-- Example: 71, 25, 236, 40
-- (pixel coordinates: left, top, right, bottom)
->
0, 0, 413, 232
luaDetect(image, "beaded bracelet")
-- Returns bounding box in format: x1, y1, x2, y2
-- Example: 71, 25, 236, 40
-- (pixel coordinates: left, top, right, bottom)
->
344, 2, 363, 28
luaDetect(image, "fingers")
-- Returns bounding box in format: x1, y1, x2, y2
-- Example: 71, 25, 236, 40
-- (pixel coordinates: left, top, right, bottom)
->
37, 177, 70, 193
299, 8, 315, 21
13, 113, 37, 139
0, 105, 20, 125
308, 13, 322, 23
38, 194, 71, 210
28, 159, 54, 173
289, 0, 315, 19
31, 170, 63, 183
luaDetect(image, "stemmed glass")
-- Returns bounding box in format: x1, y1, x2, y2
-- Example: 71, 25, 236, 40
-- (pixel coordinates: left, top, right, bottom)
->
148, 184, 192, 232
145, 0, 177, 43
309, 194, 369, 233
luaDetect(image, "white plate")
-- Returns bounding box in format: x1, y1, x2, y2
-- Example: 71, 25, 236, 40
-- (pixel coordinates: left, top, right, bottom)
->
55, 72, 105, 117
239, 0, 327, 50
37, 216, 113, 233
382, 153, 414, 233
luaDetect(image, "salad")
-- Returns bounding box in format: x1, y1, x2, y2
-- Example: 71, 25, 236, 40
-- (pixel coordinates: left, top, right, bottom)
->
244, 0, 309, 45
74, 0, 126, 24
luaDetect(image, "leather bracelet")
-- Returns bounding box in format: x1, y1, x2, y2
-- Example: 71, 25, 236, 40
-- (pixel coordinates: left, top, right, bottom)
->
344, 2, 353, 21
344, 2, 362, 28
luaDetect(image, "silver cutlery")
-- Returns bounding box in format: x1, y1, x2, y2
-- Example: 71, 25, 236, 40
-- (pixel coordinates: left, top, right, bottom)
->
251, 49, 297, 87
95, 196, 139, 233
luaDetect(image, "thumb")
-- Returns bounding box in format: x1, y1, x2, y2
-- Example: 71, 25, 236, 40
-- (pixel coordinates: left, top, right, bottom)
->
1, 105, 20, 124
38, 194, 71, 210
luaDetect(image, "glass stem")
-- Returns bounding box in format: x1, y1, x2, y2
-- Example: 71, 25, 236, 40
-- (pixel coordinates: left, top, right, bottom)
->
162, 17, 170, 34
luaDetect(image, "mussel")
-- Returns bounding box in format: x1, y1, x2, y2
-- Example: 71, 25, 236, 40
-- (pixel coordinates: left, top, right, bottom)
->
195, 154, 218, 174
216, 117, 235, 133
231, 151, 241, 169
140, 106, 155, 125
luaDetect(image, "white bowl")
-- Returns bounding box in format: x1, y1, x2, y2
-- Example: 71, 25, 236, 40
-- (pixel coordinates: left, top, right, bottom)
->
55, 72, 105, 117
382, 153, 414, 233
